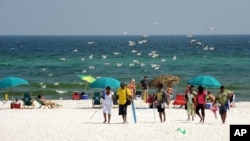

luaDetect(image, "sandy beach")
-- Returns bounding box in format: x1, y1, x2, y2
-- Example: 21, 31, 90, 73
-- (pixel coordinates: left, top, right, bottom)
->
0, 99, 249, 141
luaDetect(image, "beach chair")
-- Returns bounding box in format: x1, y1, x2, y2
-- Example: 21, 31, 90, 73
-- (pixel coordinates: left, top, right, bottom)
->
172, 94, 186, 107
92, 92, 101, 107
22, 93, 34, 109
34, 97, 51, 108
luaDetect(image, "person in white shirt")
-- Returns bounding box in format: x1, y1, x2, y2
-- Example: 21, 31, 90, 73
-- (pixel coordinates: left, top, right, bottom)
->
101, 86, 114, 124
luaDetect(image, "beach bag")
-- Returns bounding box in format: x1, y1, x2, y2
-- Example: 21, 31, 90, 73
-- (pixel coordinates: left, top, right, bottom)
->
101, 91, 105, 99
126, 88, 131, 105
126, 97, 131, 105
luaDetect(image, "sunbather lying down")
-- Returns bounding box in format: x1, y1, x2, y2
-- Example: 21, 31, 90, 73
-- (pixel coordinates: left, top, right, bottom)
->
37, 95, 62, 108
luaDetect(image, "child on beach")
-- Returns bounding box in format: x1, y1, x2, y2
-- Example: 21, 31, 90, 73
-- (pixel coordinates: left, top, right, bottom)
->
166, 85, 174, 108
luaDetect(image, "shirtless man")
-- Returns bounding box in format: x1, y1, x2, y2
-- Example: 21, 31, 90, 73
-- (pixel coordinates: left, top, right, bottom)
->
207, 91, 215, 103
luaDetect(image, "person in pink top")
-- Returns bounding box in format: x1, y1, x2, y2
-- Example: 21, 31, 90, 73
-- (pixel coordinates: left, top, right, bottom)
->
195, 86, 207, 123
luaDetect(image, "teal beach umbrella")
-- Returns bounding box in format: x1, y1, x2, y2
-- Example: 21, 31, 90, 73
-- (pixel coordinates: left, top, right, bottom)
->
187, 75, 221, 88
0, 76, 29, 89
89, 77, 121, 89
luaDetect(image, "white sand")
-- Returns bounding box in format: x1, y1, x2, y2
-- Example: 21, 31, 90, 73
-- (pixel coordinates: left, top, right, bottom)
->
0, 99, 249, 141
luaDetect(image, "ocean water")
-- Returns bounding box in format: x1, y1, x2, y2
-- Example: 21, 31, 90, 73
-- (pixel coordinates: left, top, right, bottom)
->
0, 35, 250, 101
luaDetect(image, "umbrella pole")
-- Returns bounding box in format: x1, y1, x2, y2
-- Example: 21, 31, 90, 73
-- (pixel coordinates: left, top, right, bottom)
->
84, 83, 89, 91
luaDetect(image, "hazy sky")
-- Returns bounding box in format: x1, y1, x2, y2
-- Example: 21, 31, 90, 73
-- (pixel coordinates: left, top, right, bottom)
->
1, 0, 250, 35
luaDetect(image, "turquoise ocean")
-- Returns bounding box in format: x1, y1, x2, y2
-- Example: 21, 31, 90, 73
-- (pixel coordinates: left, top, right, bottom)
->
0, 35, 249, 101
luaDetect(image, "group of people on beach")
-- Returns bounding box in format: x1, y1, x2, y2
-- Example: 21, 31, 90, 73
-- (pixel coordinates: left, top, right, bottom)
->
185, 85, 234, 124
101, 76, 175, 124
100, 74, 234, 124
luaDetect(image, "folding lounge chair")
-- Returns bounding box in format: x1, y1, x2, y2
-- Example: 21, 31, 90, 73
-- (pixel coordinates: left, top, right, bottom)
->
22, 93, 34, 109
92, 92, 101, 107
34, 97, 51, 108
35, 97, 62, 109
172, 94, 186, 107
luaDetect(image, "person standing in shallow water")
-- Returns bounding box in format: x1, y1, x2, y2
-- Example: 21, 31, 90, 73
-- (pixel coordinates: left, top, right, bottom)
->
101, 86, 114, 124
154, 84, 167, 123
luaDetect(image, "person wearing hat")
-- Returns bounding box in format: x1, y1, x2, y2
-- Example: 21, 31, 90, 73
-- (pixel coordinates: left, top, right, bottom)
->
215, 86, 233, 124
140, 76, 149, 102
127, 78, 136, 99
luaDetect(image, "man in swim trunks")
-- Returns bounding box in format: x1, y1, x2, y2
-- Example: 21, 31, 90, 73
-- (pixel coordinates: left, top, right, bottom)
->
215, 86, 233, 124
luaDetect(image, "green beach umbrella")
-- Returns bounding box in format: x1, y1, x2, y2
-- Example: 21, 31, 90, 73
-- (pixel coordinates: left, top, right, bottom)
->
78, 75, 96, 90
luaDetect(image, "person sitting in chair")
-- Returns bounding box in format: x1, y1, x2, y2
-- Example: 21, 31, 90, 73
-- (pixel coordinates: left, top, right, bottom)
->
37, 95, 56, 108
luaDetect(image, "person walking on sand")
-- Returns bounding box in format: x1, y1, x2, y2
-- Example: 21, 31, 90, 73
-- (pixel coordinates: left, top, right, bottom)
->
154, 83, 167, 123
186, 85, 197, 121
215, 86, 233, 124
166, 85, 174, 108
127, 78, 136, 99
195, 86, 207, 123
101, 86, 114, 124
140, 76, 149, 102
117, 82, 132, 124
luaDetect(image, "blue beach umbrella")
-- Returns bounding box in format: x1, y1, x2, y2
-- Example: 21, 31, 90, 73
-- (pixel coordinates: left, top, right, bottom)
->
187, 75, 221, 88
89, 77, 121, 89
0, 76, 29, 89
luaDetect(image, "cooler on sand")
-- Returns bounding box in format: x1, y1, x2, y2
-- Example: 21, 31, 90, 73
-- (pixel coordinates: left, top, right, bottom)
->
11, 102, 21, 109
206, 103, 212, 109
81, 95, 89, 100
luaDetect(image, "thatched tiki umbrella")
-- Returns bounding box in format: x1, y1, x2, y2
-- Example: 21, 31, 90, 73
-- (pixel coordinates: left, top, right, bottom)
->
149, 74, 180, 88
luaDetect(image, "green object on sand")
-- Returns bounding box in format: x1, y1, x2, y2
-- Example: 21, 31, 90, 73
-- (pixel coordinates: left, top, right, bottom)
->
177, 128, 186, 134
